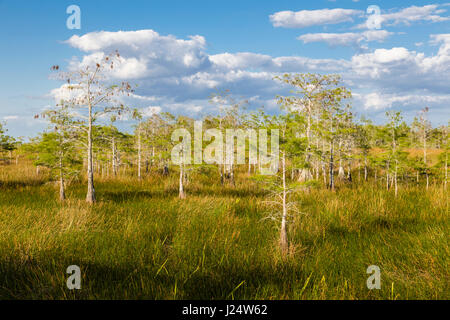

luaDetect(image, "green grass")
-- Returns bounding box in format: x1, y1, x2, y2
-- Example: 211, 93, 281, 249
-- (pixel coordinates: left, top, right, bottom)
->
0, 162, 448, 299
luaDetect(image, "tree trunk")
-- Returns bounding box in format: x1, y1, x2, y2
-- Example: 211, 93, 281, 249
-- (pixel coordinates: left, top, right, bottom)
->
364, 156, 368, 182
386, 161, 390, 190
423, 135, 427, 166
338, 164, 345, 181
298, 168, 312, 182
394, 161, 398, 198
152, 146, 155, 167
230, 164, 235, 186
315, 161, 319, 180
179, 162, 185, 199
280, 151, 288, 255
424, 131, 428, 191
347, 160, 352, 182
304, 101, 312, 177
86, 102, 96, 203
59, 175, 66, 201
137, 125, 142, 179
112, 137, 117, 176
329, 144, 335, 191
445, 152, 448, 189
337, 148, 345, 180
219, 164, 224, 185
59, 156, 66, 201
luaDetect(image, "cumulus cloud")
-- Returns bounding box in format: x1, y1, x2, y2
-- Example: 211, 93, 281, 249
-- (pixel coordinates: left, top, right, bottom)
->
348, 42, 450, 97
355, 91, 450, 112
430, 33, 450, 55
54, 28, 450, 123
356, 4, 450, 29
66, 30, 211, 79
210, 52, 349, 73
298, 30, 393, 47
351, 47, 417, 78
269, 8, 362, 28
62, 30, 352, 109
379, 4, 449, 26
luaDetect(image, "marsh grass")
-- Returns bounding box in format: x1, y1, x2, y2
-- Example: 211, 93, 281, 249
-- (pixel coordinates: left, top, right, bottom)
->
0, 162, 448, 299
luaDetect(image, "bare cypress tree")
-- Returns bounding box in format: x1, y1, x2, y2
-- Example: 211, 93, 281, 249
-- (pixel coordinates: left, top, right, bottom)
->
35, 105, 81, 201
209, 90, 248, 186
251, 108, 307, 256
51, 52, 133, 203
385, 111, 408, 198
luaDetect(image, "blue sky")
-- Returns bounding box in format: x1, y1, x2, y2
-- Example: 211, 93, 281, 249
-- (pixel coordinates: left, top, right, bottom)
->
0, 0, 449, 138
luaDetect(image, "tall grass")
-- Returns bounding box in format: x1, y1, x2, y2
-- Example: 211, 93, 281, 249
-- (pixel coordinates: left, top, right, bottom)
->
0, 161, 448, 299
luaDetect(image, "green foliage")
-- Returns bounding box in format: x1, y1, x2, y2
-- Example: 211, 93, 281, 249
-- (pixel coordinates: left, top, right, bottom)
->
34, 132, 82, 179
0, 122, 16, 155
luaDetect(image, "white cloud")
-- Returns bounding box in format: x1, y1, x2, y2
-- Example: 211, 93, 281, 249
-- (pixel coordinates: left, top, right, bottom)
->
380, 4, 449, 26
3, 115, 19, 121
67, 30, 211, 79
141, 106, 162, 117
55, 29, 450, 123
210, 52, 273, 70
270, 8, 362, 28
67, 30, 206, 52
356, 4, 450, 29
356, 47, 411, 63
363, 30, 393, 42
350, 47, 419, 78
356, 92, 450, 111
298, 30, 393, 47
49, 83, 85, 102
430, 33, 450, 55
349, 42, 450, 95
63, 29, 353, 108
299, 32, 361, 46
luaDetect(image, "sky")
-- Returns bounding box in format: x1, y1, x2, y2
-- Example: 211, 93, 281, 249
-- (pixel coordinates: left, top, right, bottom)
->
0, 0, 449, 138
